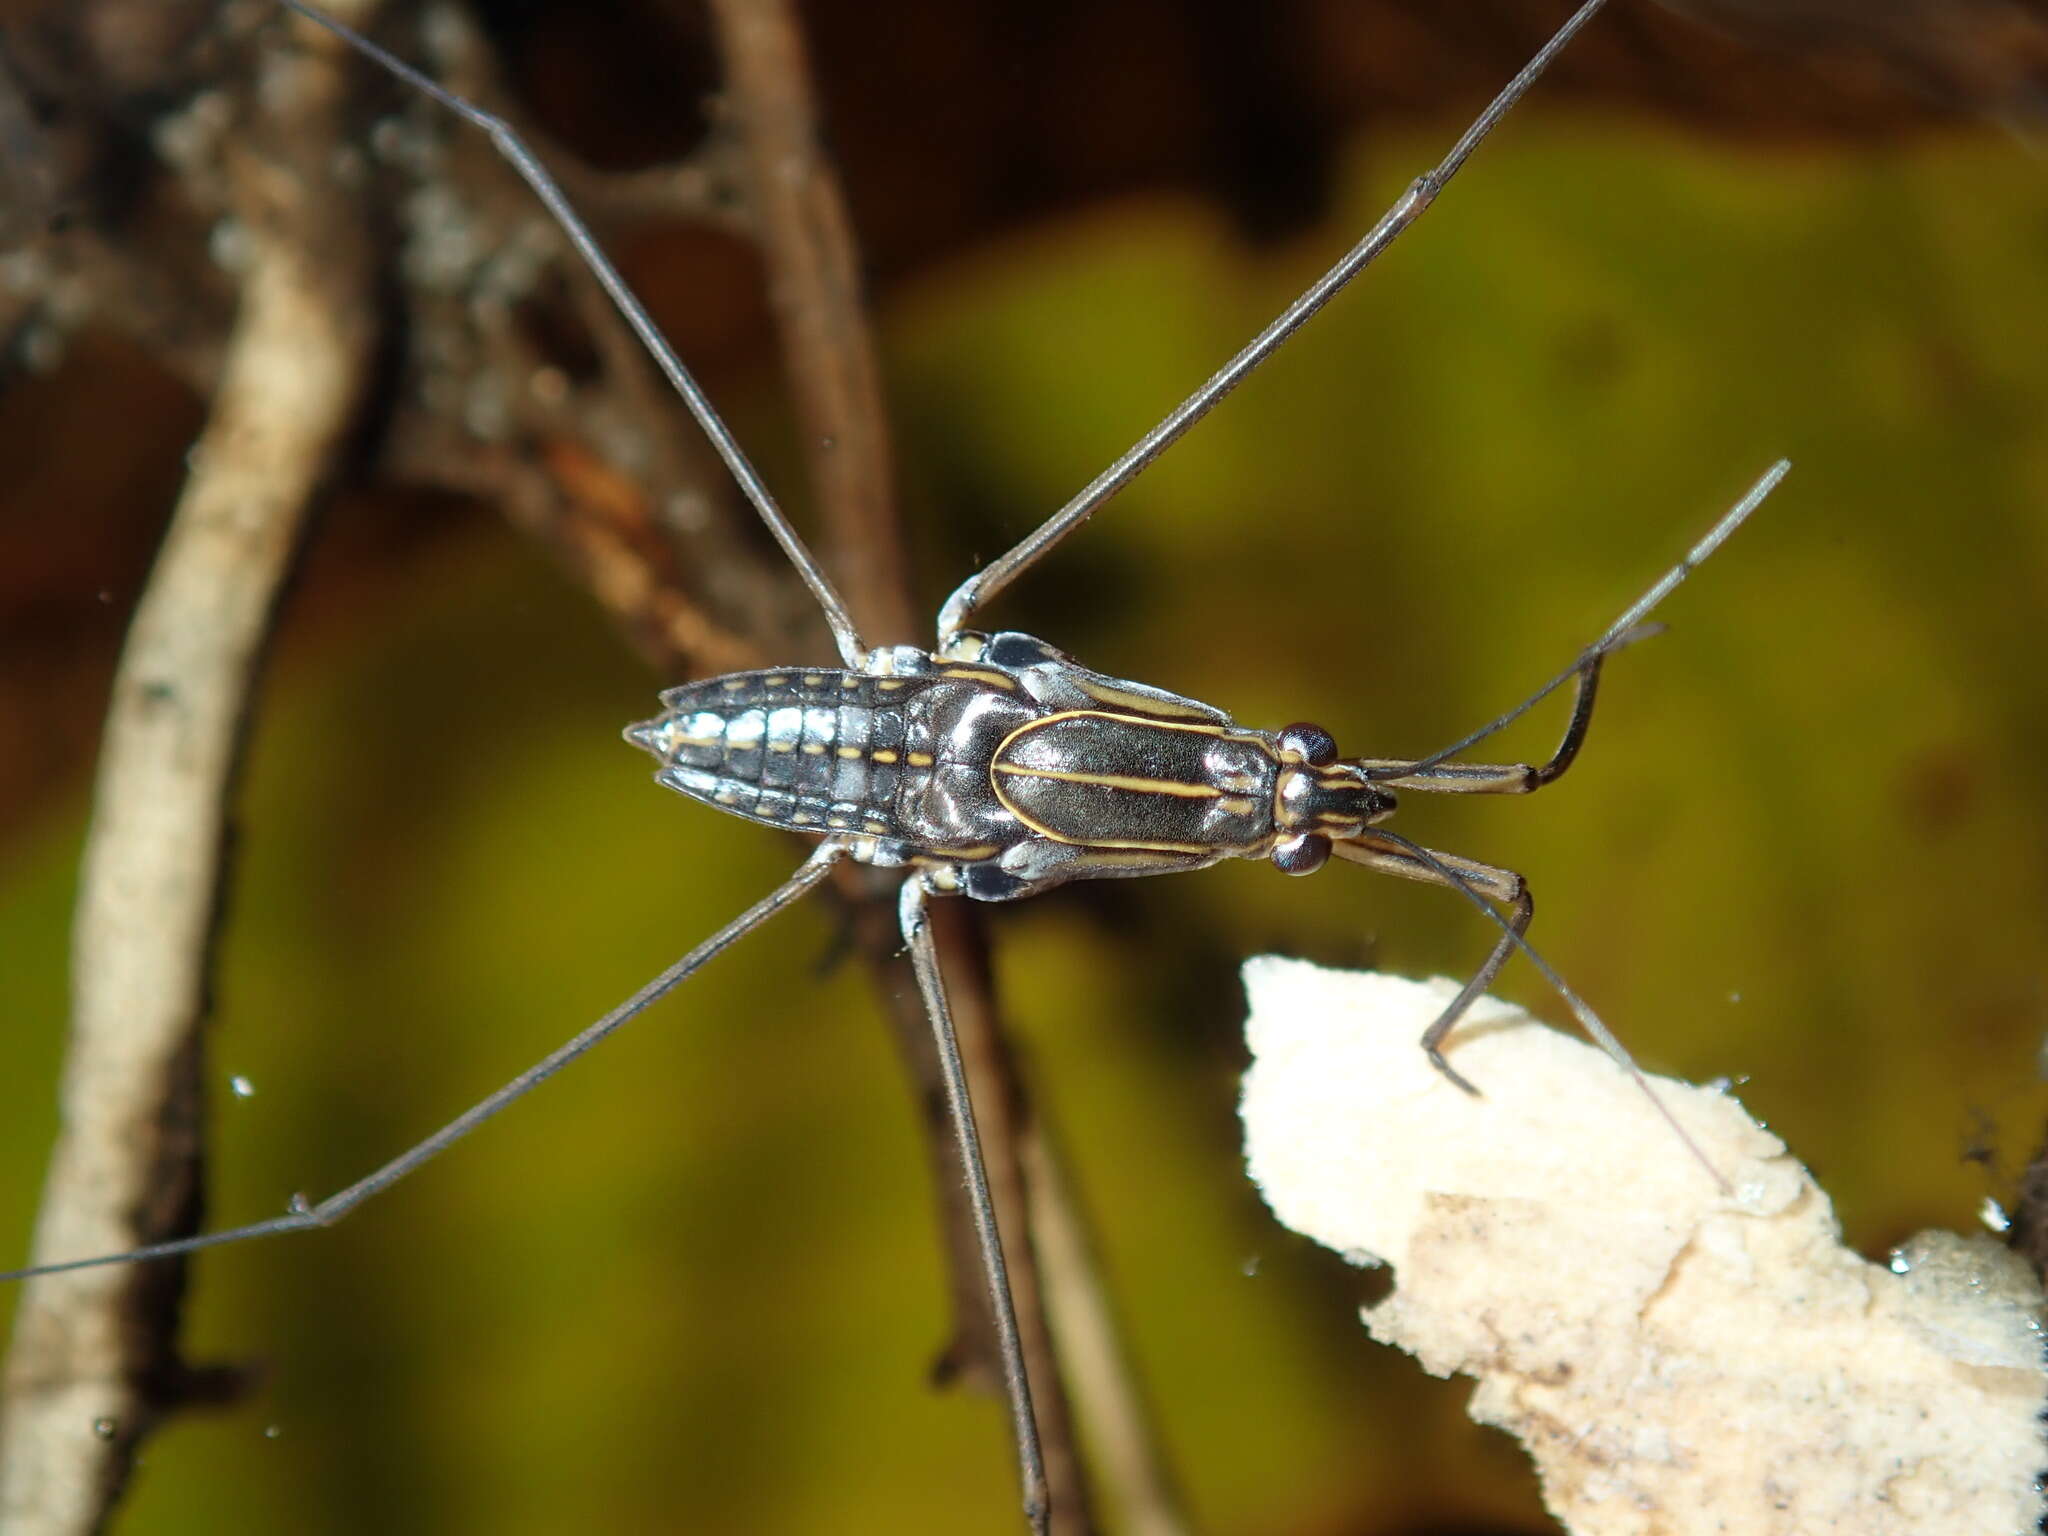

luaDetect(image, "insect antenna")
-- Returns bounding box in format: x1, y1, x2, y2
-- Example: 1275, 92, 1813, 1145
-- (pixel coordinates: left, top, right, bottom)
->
1365, 459, 1789, 783
1364, 827, 1732, 1192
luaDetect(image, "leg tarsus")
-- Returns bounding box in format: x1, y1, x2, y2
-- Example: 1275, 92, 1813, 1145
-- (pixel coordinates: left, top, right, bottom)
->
1426, 1046, 1484, 1097
1327, 843, 1534, 1092
1418, 884, 1533, 1090
1350, 825, 1733, 1191
1329, 831, 1534, 1086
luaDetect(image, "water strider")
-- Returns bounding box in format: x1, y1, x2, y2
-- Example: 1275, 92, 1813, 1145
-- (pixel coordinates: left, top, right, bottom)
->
4, 1, 1787, 1529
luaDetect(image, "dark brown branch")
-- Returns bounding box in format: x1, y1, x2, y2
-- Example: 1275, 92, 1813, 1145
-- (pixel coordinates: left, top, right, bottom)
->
703, 0, 912, 647
702, 2, 1108, 1528
388, 432, 766, 678
1023, 1128, 1192, 1536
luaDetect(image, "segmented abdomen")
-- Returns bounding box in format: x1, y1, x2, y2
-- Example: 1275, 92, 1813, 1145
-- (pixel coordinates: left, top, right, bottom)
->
626, 668, 920, 836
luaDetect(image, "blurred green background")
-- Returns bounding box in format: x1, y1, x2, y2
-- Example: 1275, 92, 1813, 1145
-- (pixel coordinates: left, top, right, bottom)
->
4, 3, 2048, 1533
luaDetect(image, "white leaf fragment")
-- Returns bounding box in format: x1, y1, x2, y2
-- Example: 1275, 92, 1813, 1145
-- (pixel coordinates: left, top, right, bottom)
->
1239, 958, 2046, 1536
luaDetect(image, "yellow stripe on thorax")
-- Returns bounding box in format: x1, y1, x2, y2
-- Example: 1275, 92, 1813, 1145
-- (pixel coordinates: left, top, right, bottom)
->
990, 762, 1223, 799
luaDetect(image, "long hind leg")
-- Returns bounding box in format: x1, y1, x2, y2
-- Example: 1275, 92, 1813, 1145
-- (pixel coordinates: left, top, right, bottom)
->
4, 849, 843, 1287
898, 875, 1050, 1536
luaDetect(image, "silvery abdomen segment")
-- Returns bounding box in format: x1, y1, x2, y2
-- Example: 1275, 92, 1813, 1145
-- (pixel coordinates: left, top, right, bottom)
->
624, 659, 1038, 860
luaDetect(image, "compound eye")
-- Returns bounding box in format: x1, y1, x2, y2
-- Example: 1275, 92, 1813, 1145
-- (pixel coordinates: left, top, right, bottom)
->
1271, 832, 1331, 877
1278, 722, 1338, 766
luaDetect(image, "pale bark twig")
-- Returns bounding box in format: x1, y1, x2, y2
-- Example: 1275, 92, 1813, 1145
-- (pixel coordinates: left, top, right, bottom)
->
0, 8, 379, 1533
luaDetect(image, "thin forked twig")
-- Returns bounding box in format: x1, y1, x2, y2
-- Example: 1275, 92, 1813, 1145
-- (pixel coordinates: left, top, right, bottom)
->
705, 1, 1174, 1528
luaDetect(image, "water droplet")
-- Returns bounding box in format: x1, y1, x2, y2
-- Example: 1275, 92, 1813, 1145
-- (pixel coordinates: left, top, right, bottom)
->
330, 145, 366, 189
208, 216, 253, 276
1979, 1196, 2012, 1234
1726, 991, 1743, 1005
287, 1192, 311, 1218
92, 1417, 117, 1441
1239, 1255, 1261, 1277
528, 365, 568, 407
263, 1423, 283, 1441
22, 323, 64, 373
229, 1074, 255, 1099
665, 490, 710, 533
463, 376, 510, 442
1732, 1177, 1772, 1208
368, 116, 406, 165
1888, 1249, 1913, 1275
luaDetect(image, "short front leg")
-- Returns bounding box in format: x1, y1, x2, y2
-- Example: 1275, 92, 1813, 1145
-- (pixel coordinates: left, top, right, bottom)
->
1331, 833, 1532, 1094
1360, 650, 1605, 795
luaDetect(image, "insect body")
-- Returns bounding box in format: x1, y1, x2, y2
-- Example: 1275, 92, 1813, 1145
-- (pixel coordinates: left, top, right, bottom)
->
631, 632, 1398, 898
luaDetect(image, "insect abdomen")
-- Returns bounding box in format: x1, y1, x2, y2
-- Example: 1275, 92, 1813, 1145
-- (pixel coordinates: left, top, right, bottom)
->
627, 668, 921, 836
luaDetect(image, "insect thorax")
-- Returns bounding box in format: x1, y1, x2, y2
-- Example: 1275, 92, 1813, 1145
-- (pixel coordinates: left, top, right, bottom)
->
624, 632, 1292, 899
